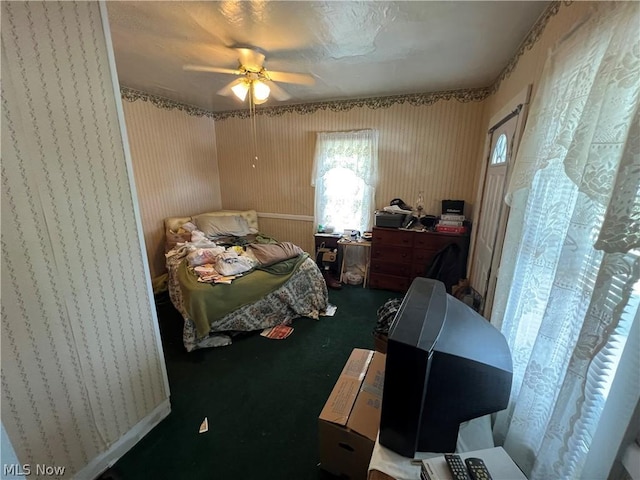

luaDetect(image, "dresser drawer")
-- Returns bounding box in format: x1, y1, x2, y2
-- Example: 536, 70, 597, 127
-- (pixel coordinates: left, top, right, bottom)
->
372, 228, 413, 247
412, 264, 429, 278
368, 228, 470, 293
368, 273, 410, 292
371, 245, 412, 263
414, 233, 462, 251
412, 248, 439, 266
371, 259, 412, 277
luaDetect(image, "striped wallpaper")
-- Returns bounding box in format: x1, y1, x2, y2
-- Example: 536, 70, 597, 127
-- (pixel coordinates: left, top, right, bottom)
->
215, 100, 487, 254
469, 1, 597, 282
0, 0, 603, 477
122, 100, 222, 278
1, 2, 169, 478
118, 1, 588, 269
487, 2, 595, 120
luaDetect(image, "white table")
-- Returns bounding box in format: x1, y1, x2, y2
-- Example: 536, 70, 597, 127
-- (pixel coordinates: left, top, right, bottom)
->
338, 238, 372, 287
368, 415, 495, 480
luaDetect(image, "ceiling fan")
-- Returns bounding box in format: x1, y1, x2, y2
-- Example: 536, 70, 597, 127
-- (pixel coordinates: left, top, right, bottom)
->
183, 47, 315, 105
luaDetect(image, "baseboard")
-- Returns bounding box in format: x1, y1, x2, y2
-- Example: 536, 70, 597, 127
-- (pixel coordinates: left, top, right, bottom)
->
74, 398, 171, 479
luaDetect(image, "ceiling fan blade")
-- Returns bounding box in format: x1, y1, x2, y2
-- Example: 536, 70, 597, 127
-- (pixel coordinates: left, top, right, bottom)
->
264, 81, 291, 102
237, 47, 265, 72
183, 64, 240, 75
266, 70, 315, 86
216, 78, 245, 98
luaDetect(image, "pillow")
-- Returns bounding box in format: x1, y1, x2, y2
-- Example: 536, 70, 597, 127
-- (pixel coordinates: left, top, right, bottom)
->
237, 210, 259, 234
181, 221, 198, 232
194, 214, 252, 237
235, 216, 253, 235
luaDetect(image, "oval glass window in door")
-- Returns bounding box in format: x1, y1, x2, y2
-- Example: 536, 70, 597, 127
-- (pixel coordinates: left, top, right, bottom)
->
490, 133, 508, 165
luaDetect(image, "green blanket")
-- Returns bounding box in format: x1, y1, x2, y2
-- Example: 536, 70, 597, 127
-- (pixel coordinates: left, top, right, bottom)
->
178, 253, 309, 337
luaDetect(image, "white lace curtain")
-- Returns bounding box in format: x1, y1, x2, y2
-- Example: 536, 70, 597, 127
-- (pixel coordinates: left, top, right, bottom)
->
312, 130, 379, 233
491, 2, 639, 478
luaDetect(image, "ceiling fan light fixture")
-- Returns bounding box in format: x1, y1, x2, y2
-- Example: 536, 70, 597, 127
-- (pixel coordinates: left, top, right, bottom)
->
231, 80, 250, 102
252, 80, 270, 102
185, 46, 314, 108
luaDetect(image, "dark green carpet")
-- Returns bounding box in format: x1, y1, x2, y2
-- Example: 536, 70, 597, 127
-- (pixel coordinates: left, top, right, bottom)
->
110, 285, 401, 480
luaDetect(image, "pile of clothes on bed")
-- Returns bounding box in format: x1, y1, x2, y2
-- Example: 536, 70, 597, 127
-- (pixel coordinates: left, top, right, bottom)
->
163, 214, 328, 351
167, 231, 304, 282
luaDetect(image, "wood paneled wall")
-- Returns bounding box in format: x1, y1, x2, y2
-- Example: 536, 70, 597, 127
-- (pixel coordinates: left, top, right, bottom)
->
122, 100, 222, 277
215, 100, 486, 254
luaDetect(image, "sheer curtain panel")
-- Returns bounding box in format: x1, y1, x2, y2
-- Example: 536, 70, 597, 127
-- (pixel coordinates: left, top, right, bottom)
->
491, 2, 640, 479
312, 130, 379, 233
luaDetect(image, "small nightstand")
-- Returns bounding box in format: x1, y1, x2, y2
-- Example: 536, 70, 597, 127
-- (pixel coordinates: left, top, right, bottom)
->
314, 233, 341, 276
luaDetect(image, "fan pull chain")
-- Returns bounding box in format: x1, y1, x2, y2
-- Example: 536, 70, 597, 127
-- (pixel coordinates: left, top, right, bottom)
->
249, 87, 258, 169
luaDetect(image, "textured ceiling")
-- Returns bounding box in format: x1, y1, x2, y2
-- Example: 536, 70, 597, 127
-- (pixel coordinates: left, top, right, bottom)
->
106, 1, 550, 112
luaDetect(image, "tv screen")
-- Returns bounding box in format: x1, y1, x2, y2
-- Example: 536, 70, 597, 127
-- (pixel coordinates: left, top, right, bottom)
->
379, 278, 512, 457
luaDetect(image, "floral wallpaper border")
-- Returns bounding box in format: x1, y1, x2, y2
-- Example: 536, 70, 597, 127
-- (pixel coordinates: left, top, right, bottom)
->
120, 88, 217, 119
120, 1, 568, 121
121, 85, 492, 121
487, 0, 569, 96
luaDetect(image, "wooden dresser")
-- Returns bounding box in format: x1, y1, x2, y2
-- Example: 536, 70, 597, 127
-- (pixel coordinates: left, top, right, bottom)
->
368, 227, 470, 292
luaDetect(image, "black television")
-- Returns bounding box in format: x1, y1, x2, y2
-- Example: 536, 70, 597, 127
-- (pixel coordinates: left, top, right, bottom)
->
379, 278, 513, 457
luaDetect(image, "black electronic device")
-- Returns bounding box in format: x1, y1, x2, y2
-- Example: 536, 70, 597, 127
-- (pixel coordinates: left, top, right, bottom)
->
444, 454, 470, 480
375, 212, 407, 228
442, 199, 464, 215
378, 278, 513, 457
390, 198, 413, 211
465, 458, 493, 480
420, 215, 437, 229
402, 215, 417, 229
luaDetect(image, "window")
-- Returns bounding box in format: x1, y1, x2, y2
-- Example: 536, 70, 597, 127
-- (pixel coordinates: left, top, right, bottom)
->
312, 130, 378, 233
490, 3, 639, 478
490, 133, 508, 165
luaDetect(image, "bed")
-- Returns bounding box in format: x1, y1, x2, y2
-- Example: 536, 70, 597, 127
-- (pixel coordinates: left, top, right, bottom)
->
164, 209, 329, 351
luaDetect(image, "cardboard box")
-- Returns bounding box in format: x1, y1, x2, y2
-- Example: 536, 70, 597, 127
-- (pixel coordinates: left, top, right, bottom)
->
373, 333, 388, 354
319, 349, 386, 480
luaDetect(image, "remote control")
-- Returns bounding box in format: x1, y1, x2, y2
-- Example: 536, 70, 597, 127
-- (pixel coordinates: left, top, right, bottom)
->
465, 457, 493, 480
444, 454, 470, 480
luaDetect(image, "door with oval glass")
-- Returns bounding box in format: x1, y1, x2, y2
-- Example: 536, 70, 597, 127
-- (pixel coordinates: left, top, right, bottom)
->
470, 98, 526, 318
